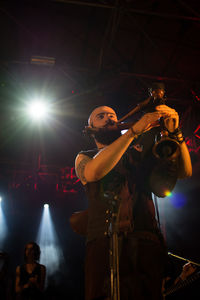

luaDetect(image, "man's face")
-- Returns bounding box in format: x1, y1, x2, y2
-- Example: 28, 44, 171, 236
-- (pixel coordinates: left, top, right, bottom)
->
89, 106, 121, 145
89, 106, 118, 128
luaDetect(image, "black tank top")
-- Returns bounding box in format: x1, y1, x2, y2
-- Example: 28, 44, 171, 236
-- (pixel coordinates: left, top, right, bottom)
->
19, 263, 43, 300
80, 147, 160, 242
19, 263, 41, 285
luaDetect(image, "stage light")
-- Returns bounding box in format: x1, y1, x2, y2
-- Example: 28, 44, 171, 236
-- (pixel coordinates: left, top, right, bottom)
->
30, 56, 55, 67
0, 196, 8, 246
27, 99, 50, 121
37, 204, 64, 283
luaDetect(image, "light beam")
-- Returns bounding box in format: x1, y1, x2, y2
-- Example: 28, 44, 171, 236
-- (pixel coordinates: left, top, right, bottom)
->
37, 204, 64, 281
0, 197, 8, 247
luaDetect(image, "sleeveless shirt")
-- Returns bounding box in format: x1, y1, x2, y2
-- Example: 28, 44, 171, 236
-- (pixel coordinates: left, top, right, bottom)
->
80, 147, 161, 242
19, 263, 43, 300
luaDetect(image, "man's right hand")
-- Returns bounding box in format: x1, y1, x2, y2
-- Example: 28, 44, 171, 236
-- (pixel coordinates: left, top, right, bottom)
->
131, 111, 166, 134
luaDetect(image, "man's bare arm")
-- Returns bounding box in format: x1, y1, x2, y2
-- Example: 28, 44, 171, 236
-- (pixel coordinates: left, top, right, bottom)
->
75, 154, 92, 185
177, 142, 192, 178
75, 110, 169, 184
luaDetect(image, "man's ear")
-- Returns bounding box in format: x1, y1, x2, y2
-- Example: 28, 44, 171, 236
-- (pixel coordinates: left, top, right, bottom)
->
83, 125, 95, 138
88, 125, 95, 137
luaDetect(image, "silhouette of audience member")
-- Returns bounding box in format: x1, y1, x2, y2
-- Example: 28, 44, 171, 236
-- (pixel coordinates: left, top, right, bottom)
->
0, 251, 13, 300
163, 261, 198, 299
15, 242, 46, 300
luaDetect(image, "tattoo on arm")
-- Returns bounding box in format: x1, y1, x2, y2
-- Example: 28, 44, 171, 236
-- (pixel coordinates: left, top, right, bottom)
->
76, 156, 91, 183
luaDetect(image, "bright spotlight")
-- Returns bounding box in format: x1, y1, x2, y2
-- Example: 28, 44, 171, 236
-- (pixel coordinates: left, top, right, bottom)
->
27, 100, 49, 121
0, 197, 8, 246
0, 197, 2, 203
37, 204, 64, 282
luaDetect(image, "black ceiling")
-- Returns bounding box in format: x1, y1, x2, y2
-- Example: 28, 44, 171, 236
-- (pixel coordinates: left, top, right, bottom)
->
0, 0, 200, 165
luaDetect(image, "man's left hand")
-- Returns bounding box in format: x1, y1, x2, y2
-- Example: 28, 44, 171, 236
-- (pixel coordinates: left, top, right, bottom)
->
155, 105, 179, 133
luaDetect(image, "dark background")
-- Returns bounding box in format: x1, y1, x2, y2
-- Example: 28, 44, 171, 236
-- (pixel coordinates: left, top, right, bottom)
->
0, 1, 200, 299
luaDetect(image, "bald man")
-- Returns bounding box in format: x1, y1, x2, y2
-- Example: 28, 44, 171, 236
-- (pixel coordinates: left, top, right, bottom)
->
75, 105, 192, 300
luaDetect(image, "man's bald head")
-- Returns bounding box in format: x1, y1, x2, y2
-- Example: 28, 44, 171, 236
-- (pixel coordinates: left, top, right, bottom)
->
88, 106, 117, 127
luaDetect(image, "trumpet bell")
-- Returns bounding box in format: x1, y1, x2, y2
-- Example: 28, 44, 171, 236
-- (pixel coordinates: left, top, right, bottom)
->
152, 137, 180, 159
150, 136, 180, 197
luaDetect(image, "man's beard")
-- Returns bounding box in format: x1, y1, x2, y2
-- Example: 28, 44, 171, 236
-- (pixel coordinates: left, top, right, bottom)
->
93, 122, 121, 145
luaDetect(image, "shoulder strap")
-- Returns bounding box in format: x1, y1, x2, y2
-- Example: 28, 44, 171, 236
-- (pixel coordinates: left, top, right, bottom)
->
79, 149, 98, 158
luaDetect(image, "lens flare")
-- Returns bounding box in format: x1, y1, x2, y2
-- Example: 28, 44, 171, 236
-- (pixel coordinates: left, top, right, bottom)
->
27, 100, 49, 121
170, 193, 187, 208
165, 190, 172, 197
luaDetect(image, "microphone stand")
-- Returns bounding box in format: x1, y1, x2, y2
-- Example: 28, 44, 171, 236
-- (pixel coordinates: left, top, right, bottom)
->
108, 195, 120, 300
168, 252, 200, 267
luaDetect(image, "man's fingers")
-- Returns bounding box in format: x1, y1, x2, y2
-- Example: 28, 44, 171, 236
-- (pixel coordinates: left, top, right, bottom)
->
149, 111, 171, 121
155, 106, 178, 116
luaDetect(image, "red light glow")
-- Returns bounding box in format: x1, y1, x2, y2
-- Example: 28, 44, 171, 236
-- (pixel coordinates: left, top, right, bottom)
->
194, 125, 200, 139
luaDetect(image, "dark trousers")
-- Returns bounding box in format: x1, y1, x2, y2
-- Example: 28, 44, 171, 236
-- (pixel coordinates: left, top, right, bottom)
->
85, 232, 166, 300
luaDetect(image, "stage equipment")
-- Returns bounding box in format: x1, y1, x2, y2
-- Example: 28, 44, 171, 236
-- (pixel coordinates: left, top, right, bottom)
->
30, 56, 55, 67
107, 193, 120, 300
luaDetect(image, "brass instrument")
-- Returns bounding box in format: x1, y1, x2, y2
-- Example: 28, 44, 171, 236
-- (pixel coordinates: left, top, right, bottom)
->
152, 129, 180, 160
